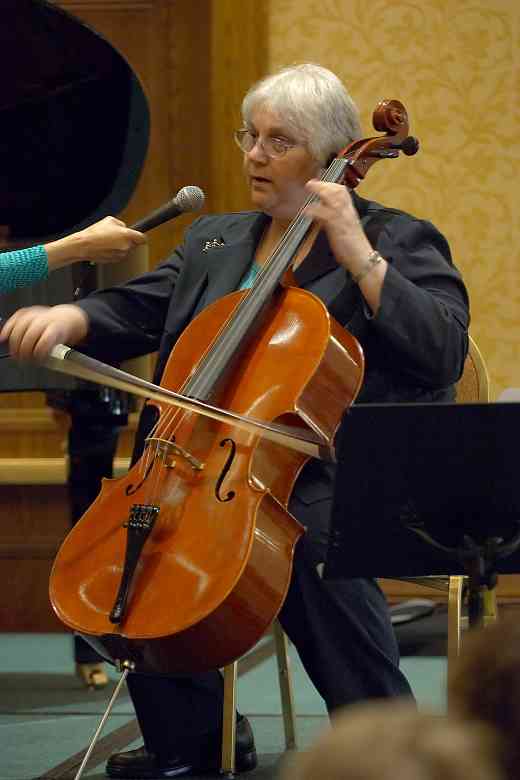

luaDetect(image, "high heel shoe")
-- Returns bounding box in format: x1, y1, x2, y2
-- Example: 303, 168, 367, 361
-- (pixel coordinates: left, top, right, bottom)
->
76, 662, 109, 689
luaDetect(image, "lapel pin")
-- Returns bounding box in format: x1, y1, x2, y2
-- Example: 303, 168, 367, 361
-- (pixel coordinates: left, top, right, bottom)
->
202, 238, 226, 253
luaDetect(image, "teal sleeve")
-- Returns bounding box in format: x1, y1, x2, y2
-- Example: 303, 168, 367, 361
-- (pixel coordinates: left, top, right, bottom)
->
0, 245, 49, 294
238, 261, 261, 290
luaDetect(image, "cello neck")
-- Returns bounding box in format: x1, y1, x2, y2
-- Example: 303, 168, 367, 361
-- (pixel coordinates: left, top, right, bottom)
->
183, 159, 350, 402
250, 157, 350, 291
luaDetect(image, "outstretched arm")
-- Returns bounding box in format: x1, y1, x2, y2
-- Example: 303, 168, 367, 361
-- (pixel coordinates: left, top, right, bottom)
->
44, 216, 146, 270
0, 216, 145, 294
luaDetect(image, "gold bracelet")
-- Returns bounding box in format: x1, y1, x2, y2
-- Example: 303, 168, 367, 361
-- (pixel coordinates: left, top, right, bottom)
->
352, 250, 383, 284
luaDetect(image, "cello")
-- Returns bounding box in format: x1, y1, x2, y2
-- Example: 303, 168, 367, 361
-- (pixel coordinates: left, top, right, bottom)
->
47, 99, 419, 677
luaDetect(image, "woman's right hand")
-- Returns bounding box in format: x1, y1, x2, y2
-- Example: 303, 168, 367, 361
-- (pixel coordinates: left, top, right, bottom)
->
0, 304, 89, 361
44, 216, 146, 270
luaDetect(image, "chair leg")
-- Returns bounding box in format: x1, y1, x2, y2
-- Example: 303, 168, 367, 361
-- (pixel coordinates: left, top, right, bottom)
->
273, 620, 297, 749
221, 624, 297, 776
221, 662, 238, 778
447, 575, 464, 677
483, 586, 498, 626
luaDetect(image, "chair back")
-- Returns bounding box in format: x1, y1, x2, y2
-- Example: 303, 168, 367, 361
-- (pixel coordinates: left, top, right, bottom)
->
455, 335, 490, 403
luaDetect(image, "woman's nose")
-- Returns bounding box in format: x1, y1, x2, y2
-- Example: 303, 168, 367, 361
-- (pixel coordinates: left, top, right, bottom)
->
247, 138, 268, 161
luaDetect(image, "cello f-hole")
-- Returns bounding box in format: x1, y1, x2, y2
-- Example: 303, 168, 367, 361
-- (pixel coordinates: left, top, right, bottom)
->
126, 459, 155, 496
215, 438, 237, 503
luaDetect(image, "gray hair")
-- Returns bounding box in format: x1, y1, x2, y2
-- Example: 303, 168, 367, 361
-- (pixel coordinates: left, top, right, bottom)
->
241, 63, 363, 166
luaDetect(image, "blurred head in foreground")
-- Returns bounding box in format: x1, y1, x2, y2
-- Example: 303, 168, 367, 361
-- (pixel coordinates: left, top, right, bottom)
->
280, 700, 503, 780
449, 617, 520, 779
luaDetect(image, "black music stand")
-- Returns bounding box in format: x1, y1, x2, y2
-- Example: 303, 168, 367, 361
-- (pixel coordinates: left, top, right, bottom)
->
326, 402, 520, 629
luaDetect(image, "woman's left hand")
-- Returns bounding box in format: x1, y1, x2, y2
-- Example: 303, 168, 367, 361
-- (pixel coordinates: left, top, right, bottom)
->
303, 180, 373, 275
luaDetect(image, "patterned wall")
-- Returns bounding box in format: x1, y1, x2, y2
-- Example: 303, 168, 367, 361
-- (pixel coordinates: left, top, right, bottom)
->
266, 0, 520, 398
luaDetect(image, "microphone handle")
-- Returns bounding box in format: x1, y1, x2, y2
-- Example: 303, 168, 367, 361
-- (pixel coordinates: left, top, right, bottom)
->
132, 201, 183, 233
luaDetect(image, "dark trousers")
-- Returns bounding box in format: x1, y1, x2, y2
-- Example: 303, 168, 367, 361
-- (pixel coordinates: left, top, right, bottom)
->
126, 494, 413, 756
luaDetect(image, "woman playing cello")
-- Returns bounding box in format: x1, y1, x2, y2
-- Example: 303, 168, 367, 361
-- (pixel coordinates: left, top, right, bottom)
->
1, 64, 469, 778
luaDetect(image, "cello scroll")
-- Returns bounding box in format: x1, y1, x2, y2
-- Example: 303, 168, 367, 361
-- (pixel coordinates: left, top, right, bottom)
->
339, 99, 420, 188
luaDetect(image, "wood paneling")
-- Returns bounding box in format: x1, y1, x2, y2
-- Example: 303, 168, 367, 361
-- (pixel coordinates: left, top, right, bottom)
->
0, 457, 131, 485
2, 0, 270, 631
59, 0, 174, 264
2, 0, 171, 632
1, 485, 70, 631
207, 0, 269, 214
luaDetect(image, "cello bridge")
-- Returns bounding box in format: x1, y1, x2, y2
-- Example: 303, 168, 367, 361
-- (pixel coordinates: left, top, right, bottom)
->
146, 436, 205, 471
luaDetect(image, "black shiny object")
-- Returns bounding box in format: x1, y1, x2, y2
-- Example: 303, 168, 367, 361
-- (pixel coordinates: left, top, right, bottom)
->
0, 0, 149, 239
105, 716, 257, 778
0, 0, 149, 393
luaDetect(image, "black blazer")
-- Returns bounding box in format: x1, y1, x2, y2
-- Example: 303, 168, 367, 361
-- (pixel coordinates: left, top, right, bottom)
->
77, 192, 470, 502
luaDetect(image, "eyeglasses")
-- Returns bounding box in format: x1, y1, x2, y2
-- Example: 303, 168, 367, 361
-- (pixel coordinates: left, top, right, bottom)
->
234, 128, 297, 159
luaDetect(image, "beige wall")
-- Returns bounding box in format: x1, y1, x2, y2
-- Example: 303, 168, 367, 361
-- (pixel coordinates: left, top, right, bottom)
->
264, 0, 520, 398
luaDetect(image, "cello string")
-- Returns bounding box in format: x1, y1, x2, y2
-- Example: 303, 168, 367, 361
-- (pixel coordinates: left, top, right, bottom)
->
145, 288, 243, 457
183, 159, 348, 399
138, 159, 347, 471
143, 299, 250, 462
147, 444, 169, 508
136, 328, 216, 483
134, 157, 348, 489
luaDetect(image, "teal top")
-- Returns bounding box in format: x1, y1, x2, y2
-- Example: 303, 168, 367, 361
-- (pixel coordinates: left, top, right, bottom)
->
0, 245, 49, 294
238, 260, 262, 291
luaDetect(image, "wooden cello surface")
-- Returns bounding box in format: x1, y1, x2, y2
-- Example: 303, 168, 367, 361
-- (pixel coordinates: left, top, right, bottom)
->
49, 286, 364, 674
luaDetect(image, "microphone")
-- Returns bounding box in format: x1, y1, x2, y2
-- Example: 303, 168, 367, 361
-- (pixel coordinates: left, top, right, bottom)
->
131, 185, 205, 233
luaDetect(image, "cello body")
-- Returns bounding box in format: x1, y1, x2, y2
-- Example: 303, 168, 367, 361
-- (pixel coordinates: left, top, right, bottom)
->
49, 286, 363, 673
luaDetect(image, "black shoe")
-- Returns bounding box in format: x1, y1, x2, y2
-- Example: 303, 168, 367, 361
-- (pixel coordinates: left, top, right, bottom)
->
106, 716, 257, 778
